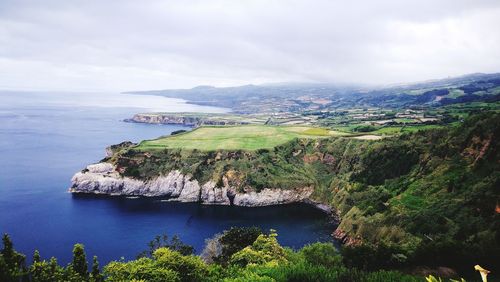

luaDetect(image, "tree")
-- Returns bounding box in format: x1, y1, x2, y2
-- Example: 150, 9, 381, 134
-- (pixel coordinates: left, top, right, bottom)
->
0, 254, 9, 282
71, 243, 88, 278
216, 227, 262, 264
30, 260, 53, 282
90, 256, 103, 282
48, 257, 64, 281
168, 235, 195, 256
229, 229, 287, 267
138, 233, 194, 258
33, 250, 41, 263
201, 233, 223, 264
299, 242, 342, 267
1, 233, 26, 281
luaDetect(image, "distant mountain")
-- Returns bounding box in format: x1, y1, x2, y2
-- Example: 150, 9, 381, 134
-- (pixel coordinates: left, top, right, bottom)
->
125, 73, 500, 113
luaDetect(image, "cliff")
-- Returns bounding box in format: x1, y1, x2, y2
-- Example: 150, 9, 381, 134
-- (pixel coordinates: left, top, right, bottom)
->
71, 163, 314, 207
125, 114, 201, 126
125, 113, 253, 126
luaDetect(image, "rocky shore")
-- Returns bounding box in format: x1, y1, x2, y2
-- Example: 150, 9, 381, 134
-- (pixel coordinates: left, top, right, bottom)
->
70, 163, 315, 207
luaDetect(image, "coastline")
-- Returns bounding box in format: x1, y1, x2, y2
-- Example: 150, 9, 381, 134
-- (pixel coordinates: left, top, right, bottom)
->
70, 162, 350, 246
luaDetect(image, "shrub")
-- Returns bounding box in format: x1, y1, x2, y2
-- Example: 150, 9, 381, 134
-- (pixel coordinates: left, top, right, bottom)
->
215, 227, 262, 264
171, 130, 187, 135
104, 257, 179, 282
299, 242, 342, 267
154, 248, 208, 281
230, 230, 287, 267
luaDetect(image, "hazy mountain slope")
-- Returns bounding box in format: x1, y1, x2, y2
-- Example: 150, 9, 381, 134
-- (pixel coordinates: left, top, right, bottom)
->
125, 73, 500, 113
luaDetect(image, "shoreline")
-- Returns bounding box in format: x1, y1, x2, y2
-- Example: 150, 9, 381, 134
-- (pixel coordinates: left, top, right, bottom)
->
70, 189, 345, 246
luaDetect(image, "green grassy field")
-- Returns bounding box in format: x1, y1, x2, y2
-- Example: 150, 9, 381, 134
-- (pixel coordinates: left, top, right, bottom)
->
331, 124, 445, 135
136, 125, 349, 151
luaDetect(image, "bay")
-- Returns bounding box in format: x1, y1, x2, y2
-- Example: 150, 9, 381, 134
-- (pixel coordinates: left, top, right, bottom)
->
0, 91, 333, 264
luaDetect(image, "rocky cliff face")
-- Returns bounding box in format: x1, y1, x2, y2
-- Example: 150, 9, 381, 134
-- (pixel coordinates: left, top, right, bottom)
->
125, 113, 251, 126
70, 163, 314, 207
126, 114, 201, 126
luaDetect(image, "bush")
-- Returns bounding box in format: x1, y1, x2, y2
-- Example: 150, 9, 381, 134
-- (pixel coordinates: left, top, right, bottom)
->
230, 230, 287, 267
215, 227, 262, 265
105, 248, 208, 282
299, 242, 342, 268
352, 125, 377, 132
341, 243, 406, 271
104, 257, 179, 282
171, 130, 187, 135
138, 234, 194, 258
154, 248, 208, 281
262, 261, 344, 282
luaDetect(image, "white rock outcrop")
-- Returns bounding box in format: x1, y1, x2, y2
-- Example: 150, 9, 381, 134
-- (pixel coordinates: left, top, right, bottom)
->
233, 188, 313, 206
70, 163, 314, 207
200, 181, 232, 205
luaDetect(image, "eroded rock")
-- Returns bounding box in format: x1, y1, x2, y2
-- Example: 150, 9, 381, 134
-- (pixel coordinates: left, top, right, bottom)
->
70, 163, 313, 207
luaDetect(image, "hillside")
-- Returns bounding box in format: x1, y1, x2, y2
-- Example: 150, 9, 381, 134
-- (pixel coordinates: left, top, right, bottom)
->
71, 112, 500, 273
125, 73, 500, 113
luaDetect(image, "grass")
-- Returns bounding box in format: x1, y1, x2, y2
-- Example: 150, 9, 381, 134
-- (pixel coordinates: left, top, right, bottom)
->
332, 124, 444, 136
393, 118, 416, 123
446, 89, 465, 99
136, 125, 348, 151
372, 124, 446, 135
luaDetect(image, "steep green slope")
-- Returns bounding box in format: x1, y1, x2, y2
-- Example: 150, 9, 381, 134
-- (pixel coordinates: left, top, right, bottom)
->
109, 112, 499, 271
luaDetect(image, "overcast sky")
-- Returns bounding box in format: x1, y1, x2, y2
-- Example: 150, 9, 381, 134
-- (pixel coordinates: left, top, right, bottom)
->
1, 0, 499, 92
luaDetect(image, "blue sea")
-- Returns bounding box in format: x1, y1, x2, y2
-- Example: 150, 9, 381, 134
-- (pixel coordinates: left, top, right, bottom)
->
0, 90, 333, 264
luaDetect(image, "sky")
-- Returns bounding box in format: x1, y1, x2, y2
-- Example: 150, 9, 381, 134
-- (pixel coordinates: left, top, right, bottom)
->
1, 0, 500, 92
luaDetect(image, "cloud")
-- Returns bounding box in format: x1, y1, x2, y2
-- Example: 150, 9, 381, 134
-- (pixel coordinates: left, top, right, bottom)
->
0, 0, 499, 91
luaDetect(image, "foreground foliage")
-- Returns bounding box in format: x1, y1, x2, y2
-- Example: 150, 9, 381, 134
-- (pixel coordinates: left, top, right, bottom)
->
3, 230, 472, 282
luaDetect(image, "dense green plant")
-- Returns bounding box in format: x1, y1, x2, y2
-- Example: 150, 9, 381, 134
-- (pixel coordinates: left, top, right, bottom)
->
216, 227, 263, 264
299, 242, 342, 268
230, 230, 288, 267
137, 233, 194, 258
1, 233, 26, 281
352, 124, 378, 132
105, 248, 208, 282
1, 231, 485, 281
91, 255, 104, 282
104, 257, 179, 282
29, 253, 66, 282
71, 243, 88, 277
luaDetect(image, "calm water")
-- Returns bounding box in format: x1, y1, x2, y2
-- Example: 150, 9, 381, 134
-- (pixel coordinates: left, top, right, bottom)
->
0, 91, 333, 264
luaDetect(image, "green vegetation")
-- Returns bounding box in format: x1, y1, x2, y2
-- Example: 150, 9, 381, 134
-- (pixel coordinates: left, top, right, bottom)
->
136, 125, 347, 151
1, 234, 105, 282
110, 112, 500, 276
137, 234, 195, 258
202, 227, 263, 265
3, 230, 477, 282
